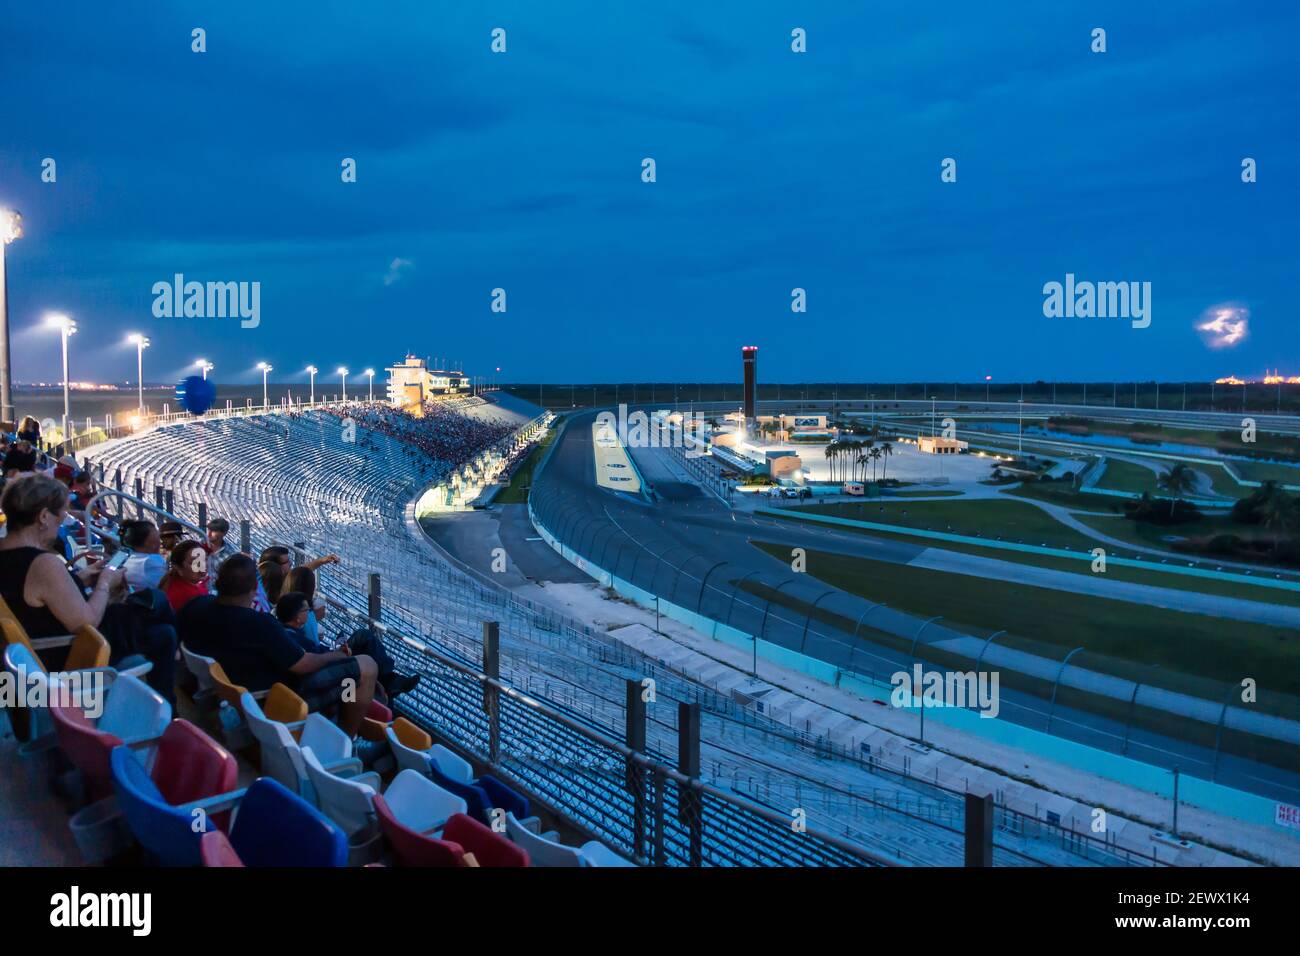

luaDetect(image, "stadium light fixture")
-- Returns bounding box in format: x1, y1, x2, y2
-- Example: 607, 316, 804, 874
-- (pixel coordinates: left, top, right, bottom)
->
306, 365, 318, 406
337, 366, 349, 403
0, 208, 21, 421
364, 367, 375, 402
257, 361, 273, 410
47, 313, 77, 436
196, 358, 213, 380
128, 333, 151, 412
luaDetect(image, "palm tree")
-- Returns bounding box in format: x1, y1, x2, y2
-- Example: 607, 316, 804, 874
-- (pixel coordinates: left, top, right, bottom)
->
1157, 463, 1197, 517
870, 446, 883, 481
880, 442, 893, 480
824, 444, 835, 482
1260, 486, 1298, 550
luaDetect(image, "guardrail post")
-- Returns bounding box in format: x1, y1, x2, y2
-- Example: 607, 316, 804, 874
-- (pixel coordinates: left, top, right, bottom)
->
239, 520, 251, 555
964, 792, 993, 866
197, 502, 207, 533
133, 478, 144, 517
652, 766, 668, 867
154, 485, 164, 510
368, 573, 382, 622
483, 621, 500, 763
678, 701, 703, 866
626, 679, 647, 861
164, 489, 174, 514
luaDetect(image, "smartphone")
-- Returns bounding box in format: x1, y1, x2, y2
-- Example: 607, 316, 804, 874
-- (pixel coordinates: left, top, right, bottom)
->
104, 549, 132, 571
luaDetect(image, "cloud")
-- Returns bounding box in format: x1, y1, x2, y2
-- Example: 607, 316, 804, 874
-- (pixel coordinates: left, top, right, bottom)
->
1195, 303, 1249, 349
383, 258, 414, 287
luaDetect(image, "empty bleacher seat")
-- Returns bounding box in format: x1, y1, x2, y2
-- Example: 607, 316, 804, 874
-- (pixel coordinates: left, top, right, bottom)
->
505, 812, 586, 867
241, 691, 360, 800
218, 777, 348, 867
300, 745, 383, 840
442, 813, 530, 868
50, 674, 172, 803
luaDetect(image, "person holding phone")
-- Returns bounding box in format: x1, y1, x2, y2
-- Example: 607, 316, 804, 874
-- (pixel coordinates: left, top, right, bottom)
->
0, 474, 177, 701
0, 475, 124, 659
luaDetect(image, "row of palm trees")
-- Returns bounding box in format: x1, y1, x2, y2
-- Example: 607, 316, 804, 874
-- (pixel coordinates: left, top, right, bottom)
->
1156, 465, 1299, 542
823, 439, 894, 483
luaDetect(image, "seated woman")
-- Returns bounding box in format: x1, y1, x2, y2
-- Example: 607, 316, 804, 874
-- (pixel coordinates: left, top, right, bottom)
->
161, 539, 210, 613
0, 474, 177, 703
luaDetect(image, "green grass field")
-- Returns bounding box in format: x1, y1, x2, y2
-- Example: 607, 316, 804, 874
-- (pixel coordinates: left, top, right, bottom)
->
1231, 460, 1300, 486
795, 497, 1100, 551
495, 427, 556, 504
750, 541, 1300, 698
768, 499, 1300, 607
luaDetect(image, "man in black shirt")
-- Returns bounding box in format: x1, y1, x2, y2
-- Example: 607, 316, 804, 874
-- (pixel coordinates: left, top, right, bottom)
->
179, 555, 378, 736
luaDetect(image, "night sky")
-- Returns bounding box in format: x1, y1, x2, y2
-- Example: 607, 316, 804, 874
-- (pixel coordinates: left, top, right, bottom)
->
1, 1, 1296, 386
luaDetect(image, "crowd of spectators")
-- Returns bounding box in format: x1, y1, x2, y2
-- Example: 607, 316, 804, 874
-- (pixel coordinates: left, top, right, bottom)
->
1, 412, 418, 737
318, 400, 515, 469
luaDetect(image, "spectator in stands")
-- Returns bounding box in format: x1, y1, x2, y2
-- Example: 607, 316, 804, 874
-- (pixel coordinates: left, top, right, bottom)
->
53, 455, 77, 485
67, 470, 96, 510
281, 565, 417, 698
16, 416, 41, 444
0, 475, 122, 650
3, 439, 37, 478
205, 517, 231, 555
179, 555, 378, 737
203, 517, 234, 578
120, 519, 167, 590
274, 590, 319, 652
0, 474, 176, 701
258, 555, 288, 606
161, 539, 209, 613
159, 520, 186, 554
260, 546, 340, 608
283, 565, 326, 647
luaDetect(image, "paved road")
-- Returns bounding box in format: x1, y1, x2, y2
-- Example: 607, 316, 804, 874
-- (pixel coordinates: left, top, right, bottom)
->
528, 409, 1300, 803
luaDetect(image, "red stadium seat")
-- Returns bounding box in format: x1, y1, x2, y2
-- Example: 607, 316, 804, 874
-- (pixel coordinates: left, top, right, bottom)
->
442, 813, 530, 868
200, 830, 245, 867
373, 792, 464, 867
151, 719, 239, 831
50, 697, 121, 802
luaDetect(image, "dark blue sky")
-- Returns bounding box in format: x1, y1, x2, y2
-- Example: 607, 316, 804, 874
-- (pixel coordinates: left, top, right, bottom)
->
1, 1, 1296, 386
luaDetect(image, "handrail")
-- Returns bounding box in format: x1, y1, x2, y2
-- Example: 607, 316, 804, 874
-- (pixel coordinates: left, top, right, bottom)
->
80, 488, 207, 548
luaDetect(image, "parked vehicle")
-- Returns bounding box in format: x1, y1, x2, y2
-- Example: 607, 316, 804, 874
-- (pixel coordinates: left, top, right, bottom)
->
843, 481, 865, 496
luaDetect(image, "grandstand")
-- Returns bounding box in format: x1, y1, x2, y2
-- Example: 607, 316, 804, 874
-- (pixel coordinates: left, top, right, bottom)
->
0, 397, 1187, 867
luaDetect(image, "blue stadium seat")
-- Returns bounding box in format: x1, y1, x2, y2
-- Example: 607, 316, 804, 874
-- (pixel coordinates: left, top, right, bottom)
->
226, 777, 348, 867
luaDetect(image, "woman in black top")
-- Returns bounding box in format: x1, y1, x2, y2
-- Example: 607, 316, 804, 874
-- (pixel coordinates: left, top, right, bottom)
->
0, 474, 122, 642
16, 416, 41, 444
2, 439, 37, 477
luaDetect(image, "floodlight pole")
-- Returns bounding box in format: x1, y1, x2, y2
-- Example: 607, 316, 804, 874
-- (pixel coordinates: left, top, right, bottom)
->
0, 210, 22, 423
60, 323, 73, 437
